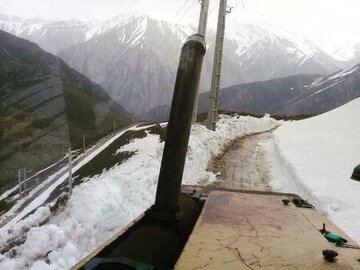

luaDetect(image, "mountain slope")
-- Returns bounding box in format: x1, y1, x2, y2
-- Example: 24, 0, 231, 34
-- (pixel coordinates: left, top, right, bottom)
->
1, 13, 348, 117
0, 29, 132, 194
284, 64, 360, 114
0, 13, 102, 54
58, 15, 192, 115
226, 21, 342, 83
58, 15, 342, 116
197, 63, 360, 116
196, 74, 320, 115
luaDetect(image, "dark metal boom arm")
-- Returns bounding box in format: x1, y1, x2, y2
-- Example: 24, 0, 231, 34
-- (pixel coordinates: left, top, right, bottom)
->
151, 34, 206, 220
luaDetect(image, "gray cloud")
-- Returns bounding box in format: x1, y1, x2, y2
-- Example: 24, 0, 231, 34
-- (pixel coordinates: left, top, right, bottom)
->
1, 0, 359, 26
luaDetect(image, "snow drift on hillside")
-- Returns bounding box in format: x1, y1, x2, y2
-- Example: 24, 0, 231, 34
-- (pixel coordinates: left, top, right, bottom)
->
265, 98, 360, 244
0, 115, 278, 270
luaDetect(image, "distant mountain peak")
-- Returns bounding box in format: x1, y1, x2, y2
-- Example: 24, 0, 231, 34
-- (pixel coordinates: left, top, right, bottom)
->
0, 13, 22, 21
0, 13, 356, 118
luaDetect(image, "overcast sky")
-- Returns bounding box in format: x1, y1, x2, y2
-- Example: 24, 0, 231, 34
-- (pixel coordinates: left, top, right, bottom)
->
1, 0, 360, 42
1, 0, 359, 25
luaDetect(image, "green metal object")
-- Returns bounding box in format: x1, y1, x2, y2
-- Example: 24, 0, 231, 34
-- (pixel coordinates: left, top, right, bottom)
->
324, 233, 347, 244
82, 257, 154, 270
351, 164, 360, 181
319, 223, 348, 245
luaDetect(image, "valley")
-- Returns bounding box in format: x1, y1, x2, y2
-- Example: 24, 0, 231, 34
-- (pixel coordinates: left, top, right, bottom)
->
2, 13, 358, 117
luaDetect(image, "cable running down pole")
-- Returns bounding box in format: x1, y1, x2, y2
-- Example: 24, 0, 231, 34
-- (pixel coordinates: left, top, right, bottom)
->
192, 0, 210, 123
207, 0, 232, 131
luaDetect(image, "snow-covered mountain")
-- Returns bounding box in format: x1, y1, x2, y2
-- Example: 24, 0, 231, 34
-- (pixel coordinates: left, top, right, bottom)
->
57, 15, 344, 115
0, 13, 101, 54
0, 13, 353, 116
299, 22, 360, 63
59, 15, 194, 115
225, 20, 342, 83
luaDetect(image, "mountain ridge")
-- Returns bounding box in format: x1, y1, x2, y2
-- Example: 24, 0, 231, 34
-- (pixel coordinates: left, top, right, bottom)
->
197, 62, 360, 117
1, 13, 357, 117
0, 29, 132, 194
56, 15, 344, 115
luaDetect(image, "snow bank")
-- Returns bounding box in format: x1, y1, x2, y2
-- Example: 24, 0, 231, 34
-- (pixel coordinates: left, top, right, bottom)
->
0, 115, 278, 269
1, 124, 145, 230
183, 115, 279, 184
0, 133, 163, 270
266, 98, 360, 244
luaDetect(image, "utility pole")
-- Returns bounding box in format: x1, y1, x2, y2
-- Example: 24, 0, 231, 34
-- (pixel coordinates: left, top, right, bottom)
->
207, 0, 231, 131
83, 134, 86, 152
113, 120, 115, 133
68, 148, 73, 196
192, 0, 210, 124
23, 167, 26, 191
197, 0, 210, 37
18, 168, 26, 196
18, 169, 22, 196
17, 167, 27, 196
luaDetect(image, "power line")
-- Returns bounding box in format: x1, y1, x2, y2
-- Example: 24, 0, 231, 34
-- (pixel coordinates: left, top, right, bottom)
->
150, 0, 198, 61
241, 0, 246, 9
114, 0, 198, 97
207, 0, 232, 131
147, 0, 196, 55
179, 0, 197, 22
208, 5, 217, 16
174, 0, 192, 21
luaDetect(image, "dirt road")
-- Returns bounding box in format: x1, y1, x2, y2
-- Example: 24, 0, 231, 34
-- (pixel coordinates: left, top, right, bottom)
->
208, 131, 273, 191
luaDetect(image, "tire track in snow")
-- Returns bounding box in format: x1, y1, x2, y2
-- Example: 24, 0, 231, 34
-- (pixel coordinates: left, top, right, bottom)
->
208, 131, 275, 191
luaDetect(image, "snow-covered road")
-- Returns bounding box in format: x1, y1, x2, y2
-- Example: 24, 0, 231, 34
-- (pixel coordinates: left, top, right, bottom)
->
208, 131, 273, 191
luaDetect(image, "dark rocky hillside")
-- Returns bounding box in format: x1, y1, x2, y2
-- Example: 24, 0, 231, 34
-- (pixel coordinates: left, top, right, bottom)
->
0, 30, 132, 194
145, 105, 171, 122
146, 74, 321, 122
284, 64, 360, 115
197, 74, 321, 115
145, 65, 360, 122
197, 66, 360, 117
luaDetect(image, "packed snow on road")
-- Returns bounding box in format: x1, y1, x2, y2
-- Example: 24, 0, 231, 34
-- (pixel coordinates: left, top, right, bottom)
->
0, 98, 359, 269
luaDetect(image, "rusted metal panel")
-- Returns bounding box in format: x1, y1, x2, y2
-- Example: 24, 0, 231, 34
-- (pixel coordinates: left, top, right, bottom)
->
176, 191, 356, 269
